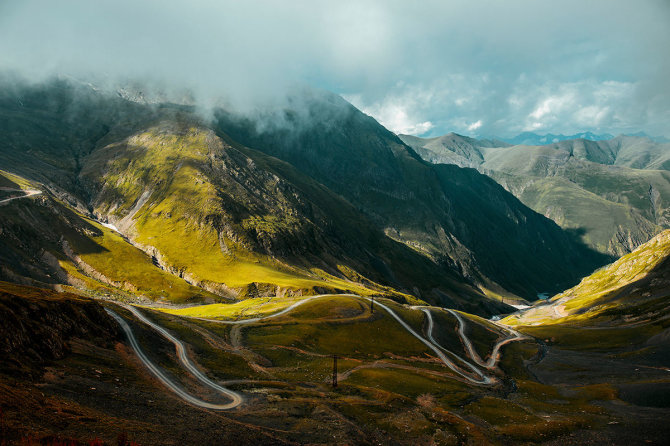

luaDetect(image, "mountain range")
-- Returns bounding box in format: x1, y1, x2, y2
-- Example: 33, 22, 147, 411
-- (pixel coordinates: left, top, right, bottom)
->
401, 132, 670, 256
500, 130, 669, 146
1, 77, 669, 445
0, 79, 611, 311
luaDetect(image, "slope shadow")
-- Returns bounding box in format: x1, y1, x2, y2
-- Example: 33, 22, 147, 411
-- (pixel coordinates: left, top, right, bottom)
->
0, 173, 19, 189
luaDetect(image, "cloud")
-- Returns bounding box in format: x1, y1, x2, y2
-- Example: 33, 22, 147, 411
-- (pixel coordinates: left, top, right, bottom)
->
344, 88, 435, 135
519, 80, 639, 134
467, 120, 483, 132
0, 0, 668, 136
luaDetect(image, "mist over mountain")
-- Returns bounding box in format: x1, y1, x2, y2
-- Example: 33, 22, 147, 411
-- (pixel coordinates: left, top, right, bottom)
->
1, 1, 669, 137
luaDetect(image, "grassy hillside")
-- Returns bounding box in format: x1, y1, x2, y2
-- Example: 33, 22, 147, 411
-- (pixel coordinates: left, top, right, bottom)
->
79, 115, 507, 312
0, 170, 220, 303
3, 282, 638, 444
490, 173, 661, 256
503, 230, 670, 345
612, 135, 670, 170
111, 294, 624, 444
0, 139, 395, 303
481, 145, 670, 226
500, 231, 670, 422
482, 147, 670, 254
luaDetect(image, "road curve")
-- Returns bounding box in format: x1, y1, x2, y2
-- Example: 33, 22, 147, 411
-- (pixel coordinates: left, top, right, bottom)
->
118, 294, 526, 398
208, 294, 495, 385
445, 308, 527, 369
421, 308, 491, 384
358, 297, 492, 384
201, 294, 357, 325
107, 306, 243, 410
0, 189, 41, 205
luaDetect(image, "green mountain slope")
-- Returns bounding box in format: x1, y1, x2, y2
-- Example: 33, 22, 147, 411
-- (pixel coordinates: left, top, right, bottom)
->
0, 81, 514, 315
0, 170, 219, 302
503, 229, 670, 353
81, 115, 496, 308
491, 173, 661, 256
504, 229, 670, 326
610, 135, 670, 170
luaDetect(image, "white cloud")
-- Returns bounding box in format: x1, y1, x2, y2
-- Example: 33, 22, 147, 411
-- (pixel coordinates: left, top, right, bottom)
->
344, 87, 437, 135
0, 0, 667, 136
467, 120, 483, 132
519, 80, 640, 134
574, 105, 611, 127
529, 91, 577, 120
371, 103, 431, 134
347, 97, 434, 135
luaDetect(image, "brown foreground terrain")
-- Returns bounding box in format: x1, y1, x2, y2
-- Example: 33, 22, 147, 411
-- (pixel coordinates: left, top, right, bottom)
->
0, 281, 669, 445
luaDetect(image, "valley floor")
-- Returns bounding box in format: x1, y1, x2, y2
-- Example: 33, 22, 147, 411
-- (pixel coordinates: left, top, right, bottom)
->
527, 345, 670, 445
3, 290, 669, 445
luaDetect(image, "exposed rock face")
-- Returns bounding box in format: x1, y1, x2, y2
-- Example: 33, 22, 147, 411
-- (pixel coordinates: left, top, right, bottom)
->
0, 282, 118, 377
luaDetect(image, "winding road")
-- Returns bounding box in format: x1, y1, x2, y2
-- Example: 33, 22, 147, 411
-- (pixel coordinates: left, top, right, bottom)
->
0, 188, 41, 205
444, 308, 527, 369
421, 308, 492, 384
360, 297, 493, 384
107, 305, 243, 410
108, 294, 528, 410
199, 293, 343, 325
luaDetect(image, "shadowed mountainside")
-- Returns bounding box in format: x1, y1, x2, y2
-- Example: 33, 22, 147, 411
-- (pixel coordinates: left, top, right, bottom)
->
0, 80, 518, 315
215, 91, 609, 299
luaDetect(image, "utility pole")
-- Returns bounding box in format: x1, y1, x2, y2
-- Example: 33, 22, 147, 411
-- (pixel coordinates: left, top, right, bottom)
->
332, 354, 338, 388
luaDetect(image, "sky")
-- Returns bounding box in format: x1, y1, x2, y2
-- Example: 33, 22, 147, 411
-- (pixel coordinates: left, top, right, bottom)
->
0, 0, 668, 138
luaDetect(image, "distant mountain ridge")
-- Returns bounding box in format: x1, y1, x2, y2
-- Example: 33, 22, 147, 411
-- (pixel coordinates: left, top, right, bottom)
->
399, 133, 508, 168
502, 131, 668, 146
502, 131, 614, 146
400, 131, 670, 257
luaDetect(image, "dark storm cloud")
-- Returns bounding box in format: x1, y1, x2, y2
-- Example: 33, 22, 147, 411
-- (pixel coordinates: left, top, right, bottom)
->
0, 0, 668, 136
